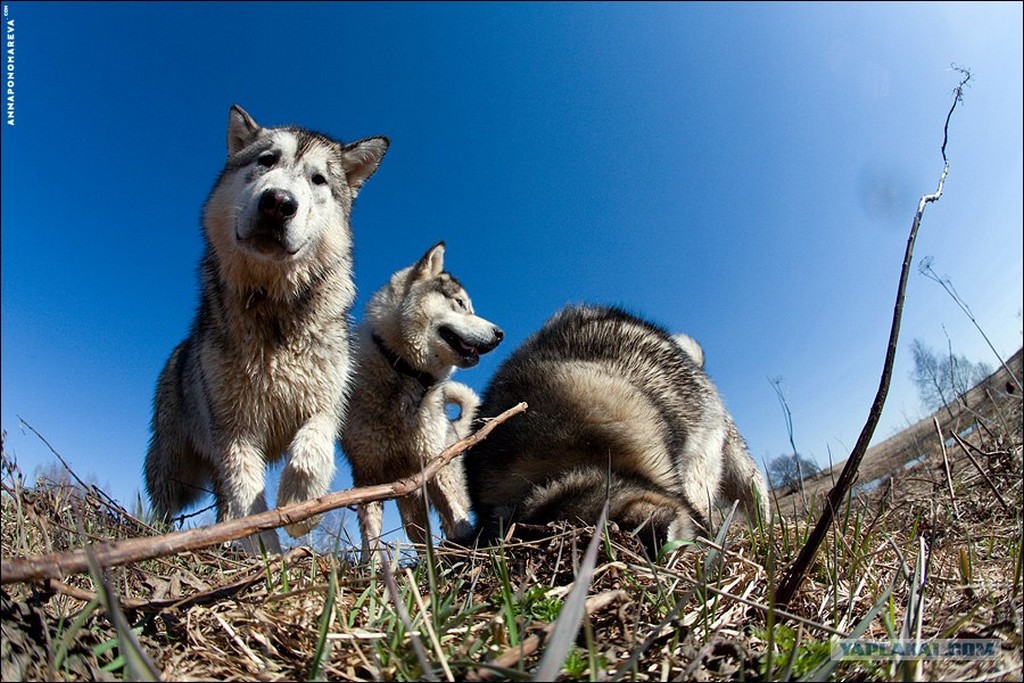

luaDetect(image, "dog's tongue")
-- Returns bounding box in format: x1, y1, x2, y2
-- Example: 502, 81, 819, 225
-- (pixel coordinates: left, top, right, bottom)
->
459, 339, 480, 361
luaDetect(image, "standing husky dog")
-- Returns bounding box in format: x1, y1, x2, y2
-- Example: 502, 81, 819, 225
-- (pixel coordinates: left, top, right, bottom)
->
145, 105, 388, 552
342, 242, 503, 562
463, 305, 769, 558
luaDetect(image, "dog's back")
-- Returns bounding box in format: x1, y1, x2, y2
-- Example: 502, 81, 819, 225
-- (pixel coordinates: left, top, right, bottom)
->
464, 305, 769, 555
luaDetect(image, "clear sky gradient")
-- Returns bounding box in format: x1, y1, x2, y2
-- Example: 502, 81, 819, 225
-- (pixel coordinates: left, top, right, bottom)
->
3, 2, 1022, 542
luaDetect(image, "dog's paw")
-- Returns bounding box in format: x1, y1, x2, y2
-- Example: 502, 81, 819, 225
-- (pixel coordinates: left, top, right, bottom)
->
284, 513, 322, 538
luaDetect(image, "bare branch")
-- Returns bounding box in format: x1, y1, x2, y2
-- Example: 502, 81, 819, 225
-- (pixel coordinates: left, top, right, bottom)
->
775, 68, 971, 606
0, 402, 527, 585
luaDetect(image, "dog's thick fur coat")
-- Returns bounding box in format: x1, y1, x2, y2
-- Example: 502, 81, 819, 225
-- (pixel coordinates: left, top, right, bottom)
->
342, 243, 503, 561
464, 305, 769, 557
145, 105, 388, 552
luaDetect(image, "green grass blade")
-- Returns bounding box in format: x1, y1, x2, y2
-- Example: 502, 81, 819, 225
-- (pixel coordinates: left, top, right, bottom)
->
801, 582, 894, 682
85, 546, 160, 681
53, 596, 101, 672
307, 565, 337, 681
533, 502, 608, 681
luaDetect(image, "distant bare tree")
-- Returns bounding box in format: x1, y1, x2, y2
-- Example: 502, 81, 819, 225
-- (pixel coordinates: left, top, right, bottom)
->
909, 338, 992, 412
766, 452, 821, 491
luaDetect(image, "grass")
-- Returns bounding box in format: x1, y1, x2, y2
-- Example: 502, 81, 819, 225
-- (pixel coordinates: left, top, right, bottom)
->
1, 365, 1021, 681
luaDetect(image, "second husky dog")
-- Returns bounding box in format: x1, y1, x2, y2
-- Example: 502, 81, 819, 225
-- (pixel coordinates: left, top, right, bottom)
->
342, 243, 504, 561
145, 105, 388, 552
463, 305, 769, 558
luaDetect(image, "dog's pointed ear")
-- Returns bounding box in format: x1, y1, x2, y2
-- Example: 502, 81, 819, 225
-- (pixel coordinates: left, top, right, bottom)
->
227, 105, 262, 156
340, 137, 389, 193
413, 242, 446, 281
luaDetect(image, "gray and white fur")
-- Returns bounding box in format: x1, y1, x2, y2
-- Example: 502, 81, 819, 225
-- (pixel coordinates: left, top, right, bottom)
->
145, 105, 388, 553
342, 242, 503, 563
463, 305, 769, 558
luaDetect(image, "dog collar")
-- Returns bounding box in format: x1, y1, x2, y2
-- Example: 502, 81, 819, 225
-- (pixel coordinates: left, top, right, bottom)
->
371, 333, 437, 391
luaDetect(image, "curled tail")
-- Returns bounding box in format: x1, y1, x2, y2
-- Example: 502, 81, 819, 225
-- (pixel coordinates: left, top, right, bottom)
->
444, 381, 481, 439
672, 333, 705, 369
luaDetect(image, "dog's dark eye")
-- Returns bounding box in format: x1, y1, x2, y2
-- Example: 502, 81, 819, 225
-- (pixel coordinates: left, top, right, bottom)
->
455, 298, 468, 311
257, 152, 278, 168
312, 172, 328, 186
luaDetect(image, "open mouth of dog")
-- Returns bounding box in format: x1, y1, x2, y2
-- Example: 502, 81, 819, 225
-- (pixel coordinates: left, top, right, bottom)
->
439, 325, 492, 367
237, 219, 303, 259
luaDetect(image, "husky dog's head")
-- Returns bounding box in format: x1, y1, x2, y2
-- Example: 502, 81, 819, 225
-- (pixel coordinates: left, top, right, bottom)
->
203, 105, 388, 297
366, 242, 504, 378
504, 466, 697, 560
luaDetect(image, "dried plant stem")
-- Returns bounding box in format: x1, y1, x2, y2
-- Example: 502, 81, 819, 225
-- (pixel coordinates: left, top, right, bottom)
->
950, 431, 1011, 514
776, 69, 970, 606
380, 553, 437, 681
934, 417, 960, 518
1, 402, 527, 585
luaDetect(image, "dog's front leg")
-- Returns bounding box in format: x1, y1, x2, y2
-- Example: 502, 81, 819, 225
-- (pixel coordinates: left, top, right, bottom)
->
279, 412, 338, 537
218, 439, 282, 554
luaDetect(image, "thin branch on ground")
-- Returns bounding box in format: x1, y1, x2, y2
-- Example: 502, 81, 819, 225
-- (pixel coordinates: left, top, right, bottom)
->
17, 417, 156, 533
769, 377, 808, 511
0, 402, 527, 585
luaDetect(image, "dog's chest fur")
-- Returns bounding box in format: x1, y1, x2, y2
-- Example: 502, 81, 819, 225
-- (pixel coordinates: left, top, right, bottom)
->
205, 289, 351, 456
343, 350, 451, 483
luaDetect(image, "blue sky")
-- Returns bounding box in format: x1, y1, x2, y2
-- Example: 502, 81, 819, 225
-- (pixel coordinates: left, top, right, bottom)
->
2, 2, 1022, 544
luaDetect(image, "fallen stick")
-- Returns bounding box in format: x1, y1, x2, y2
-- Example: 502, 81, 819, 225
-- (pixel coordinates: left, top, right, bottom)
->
1, 402, 527, 585
47, 546, 312, 613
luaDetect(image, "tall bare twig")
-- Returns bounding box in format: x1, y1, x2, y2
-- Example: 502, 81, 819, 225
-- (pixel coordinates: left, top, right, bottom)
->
769, 378, 808, 511
775, 67, 971, 606
0, 402, 527, 585
918, 259, 1023, 394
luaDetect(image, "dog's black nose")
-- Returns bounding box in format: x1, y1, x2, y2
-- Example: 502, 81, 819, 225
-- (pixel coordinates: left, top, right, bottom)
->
258, 189, 298, 221
493, 327, 504, 343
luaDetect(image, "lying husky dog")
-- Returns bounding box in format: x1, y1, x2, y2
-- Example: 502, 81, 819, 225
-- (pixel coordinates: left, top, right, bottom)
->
463, 305, 769, 557
342, 243, 503, 562
145, 105, 388, 552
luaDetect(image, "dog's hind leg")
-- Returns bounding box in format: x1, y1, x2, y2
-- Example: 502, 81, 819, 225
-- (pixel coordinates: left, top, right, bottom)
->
718, 420, 771, 526
427, 458, 474, 541
145, 436, 210, 524
396, 491, 432, 549
278, 412, 339, 537
358, 500, 385, 565
146, 349, 211, 523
